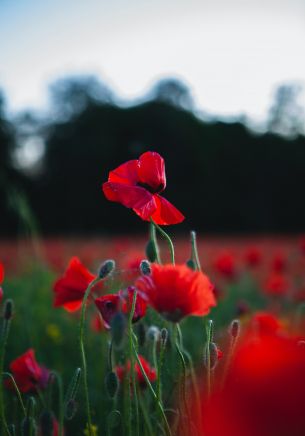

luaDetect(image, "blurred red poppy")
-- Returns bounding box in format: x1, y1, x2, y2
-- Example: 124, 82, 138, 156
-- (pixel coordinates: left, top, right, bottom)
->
95, 286, 146, 328
271, 252, 287, 272
136, 264, 216, 322
53, 257, 97, 312
198, 335, 305, 436
7, 349, 49, 393
264, 272, 289, 296
244, 246, 262, 267
102, 151, 184, 225
115, 355, 156, 387
213, 252, 236, 279
248, 311, 283, 336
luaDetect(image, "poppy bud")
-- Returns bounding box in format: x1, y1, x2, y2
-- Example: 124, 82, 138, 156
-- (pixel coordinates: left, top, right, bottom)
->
140, 260, 151, 276
186, 259, 196, 270
107, 410, 121, 429
3, 299, 14, 320
65, 399, 78, 420
105, 371, 119, 398
160, 328, 168, 347
145, 240, 157, 263
110, 312, 127, 349
98, 259, 115, 279
229, 319, 241, 339
39, 410, 54, 436
146, 325, 160, 342
65, 367, 81, 410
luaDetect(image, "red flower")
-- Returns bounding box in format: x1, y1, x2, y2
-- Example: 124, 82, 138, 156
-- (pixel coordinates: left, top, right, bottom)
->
90, 313, 107, 333
102, 151, 184, 225
198, 335, 305, 436
249, 311, 283, 336
115, 355, 156, 387
244, 246, 262, 267
8, 349, 50, 393
95, 287, 146, 328
53, 257, 97, 312
271, 252, 286, 272
213, 252, 236, 279
264, 273, 289, 296
135, 264, 216, 322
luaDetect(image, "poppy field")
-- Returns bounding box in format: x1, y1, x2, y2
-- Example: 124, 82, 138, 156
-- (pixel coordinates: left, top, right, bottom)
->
1, 152, 305, 436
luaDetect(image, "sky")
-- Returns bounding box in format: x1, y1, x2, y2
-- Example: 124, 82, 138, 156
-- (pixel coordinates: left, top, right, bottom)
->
1, 0, 305, 122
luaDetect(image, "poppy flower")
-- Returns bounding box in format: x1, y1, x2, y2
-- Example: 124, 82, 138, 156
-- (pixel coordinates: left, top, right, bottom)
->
196, 335, 305, 436
102, 151, 184, 225
249, 311, 283, 336
135, 264, 216, 322
7, 349, 50, 393
213, 252, 236, 279
271, 252, 286, 272
115, 355, 156, 387
95, 286, 146, 328
244, 246, 262, 267
264, 273, 289, 296
53, 257, 97, 312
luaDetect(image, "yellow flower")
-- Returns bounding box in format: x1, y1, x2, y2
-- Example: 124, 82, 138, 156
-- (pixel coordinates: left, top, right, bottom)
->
84, 424, 98, 436
46, 324, 62, 344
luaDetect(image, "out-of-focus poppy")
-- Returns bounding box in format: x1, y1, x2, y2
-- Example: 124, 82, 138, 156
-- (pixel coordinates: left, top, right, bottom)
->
271, 252, 287, 272
7, 349, 50, 393
136, 264, 215, 322
102, 151, 184, 225
213, 252, 236, 279
197, 335, 305, 436
248, 311, 283, 336
244, 246, 262, 267
95, 286, 146, 328
115, 355, 156, 387
264, 273, 289, 296
53, 257, 97, 312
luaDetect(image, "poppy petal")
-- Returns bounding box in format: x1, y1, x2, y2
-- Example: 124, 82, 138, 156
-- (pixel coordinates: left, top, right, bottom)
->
103, 182, 156, 213
150, 195, 185, 225
138, 152, 166, 192
108, 159, 139, 185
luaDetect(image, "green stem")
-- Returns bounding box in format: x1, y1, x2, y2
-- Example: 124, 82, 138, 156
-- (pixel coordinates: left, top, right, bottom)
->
190, 231, 201, 271
149, 220, 161, 264
2, 373, 26, 417
0, 317, 12, 435
50, 371, 64, 436
205, 320, 213, 397
138, 394, 154, 436
132, 343, 172, 436
79, 277, 100, 436
151, 219, 175, 264
128, 291, 139, 436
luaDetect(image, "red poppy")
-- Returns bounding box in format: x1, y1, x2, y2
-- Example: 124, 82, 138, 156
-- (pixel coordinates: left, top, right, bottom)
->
271, 252, 286, 272
264, 273, 289, 296
7, 349, 50, 393
102, 151, 184, 225
197, 335, 305, 436
244, 246, 262, 267
213, 252, 236, 279
135, 264, 216, 322
90, 313, 107, 333
115, 355, 156, 387
249, 311, 283, 336
53, 257, 97, 312
95, 286, 146, 328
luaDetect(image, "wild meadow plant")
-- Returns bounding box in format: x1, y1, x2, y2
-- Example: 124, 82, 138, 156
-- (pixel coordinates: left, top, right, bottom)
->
0, 151, 305, 436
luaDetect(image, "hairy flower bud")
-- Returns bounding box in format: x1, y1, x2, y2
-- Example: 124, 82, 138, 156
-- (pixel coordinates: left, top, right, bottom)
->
98, 259, 115, 279
229, 319, 241, 339
146, 325, 160, 342
140, 260, 151, 276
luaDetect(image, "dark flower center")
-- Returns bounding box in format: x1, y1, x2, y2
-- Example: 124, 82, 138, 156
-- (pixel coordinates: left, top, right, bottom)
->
137, 182, 165, 194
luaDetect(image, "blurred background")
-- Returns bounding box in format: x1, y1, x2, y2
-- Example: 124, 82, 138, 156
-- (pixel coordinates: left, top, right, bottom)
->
1, 0, 305, 237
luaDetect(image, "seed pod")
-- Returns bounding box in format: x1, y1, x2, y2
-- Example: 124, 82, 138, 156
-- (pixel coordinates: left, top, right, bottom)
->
98, 259, 115, 279
145, 240, 157, 263
105, 371, 119, 398
110, 312, 127, 349
3, 299, 14, 320
140, 260, 151, 276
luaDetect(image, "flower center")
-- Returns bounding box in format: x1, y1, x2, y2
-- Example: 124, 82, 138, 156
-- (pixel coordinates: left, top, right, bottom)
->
137, 182, 165, 194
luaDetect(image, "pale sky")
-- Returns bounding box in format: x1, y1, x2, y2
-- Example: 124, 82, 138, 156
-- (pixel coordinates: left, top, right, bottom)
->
1, 0, 305, 121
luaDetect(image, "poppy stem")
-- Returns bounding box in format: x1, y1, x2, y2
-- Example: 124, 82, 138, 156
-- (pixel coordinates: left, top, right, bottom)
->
205, 319, 213, 397
79, 277, 100, 436
151, 219, 175, 264
190, 231, 201, 271
2, 372, 26, 417
128, 291, 140, 436
149, 220, 161, 263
